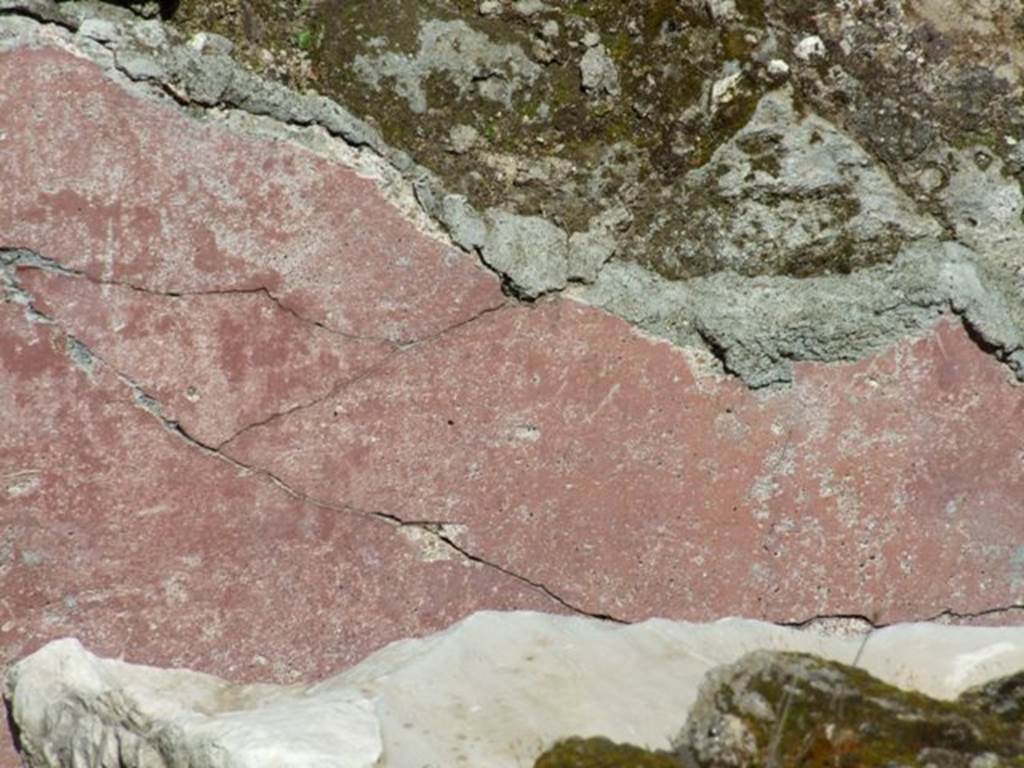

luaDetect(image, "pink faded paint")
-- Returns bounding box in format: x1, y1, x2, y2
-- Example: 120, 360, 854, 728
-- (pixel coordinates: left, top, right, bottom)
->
3, 36, 1024, 768
0, 300, 560, 686
223, 301, 1024, 626
19, 267, 396, 447
0, 47, 504, 343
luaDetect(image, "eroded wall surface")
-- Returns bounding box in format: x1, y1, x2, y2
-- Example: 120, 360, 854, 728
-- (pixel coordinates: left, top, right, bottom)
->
2, 1, 1024, 765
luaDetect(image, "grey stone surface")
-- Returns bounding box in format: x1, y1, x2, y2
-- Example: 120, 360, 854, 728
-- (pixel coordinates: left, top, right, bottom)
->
681, 89, 941, 275
482, 209, 569, 297
576, 242, 1022, 388
353, 19, 540, 114
448, 124, 479, 155
567, 206, 630, 284
4, 639, 381, 768
441, 193, 488, 251
579, 43, 619, 98
0, 0, 75, 27
187, 31, 233, 56
77, 17, 116, 41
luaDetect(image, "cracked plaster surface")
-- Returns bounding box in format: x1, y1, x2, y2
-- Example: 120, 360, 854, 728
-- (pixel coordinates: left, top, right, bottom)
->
4, 0, 1024, 388
0, 291, 570, 667
0, 38, 504, 345
5, 251, 398, 448
1, 6, 1024, 765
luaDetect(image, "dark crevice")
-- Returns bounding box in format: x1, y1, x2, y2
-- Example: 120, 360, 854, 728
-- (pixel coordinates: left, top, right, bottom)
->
951, 303, 1024, 380
463, 243, 538, 304
2, 696, 23, 757
955, 310, 1018, 360
781, 604, 1024, 632
500, 273, 535, 302
691, 321, 743, 381
156, 0, 180, 20
779, 613, 881, 630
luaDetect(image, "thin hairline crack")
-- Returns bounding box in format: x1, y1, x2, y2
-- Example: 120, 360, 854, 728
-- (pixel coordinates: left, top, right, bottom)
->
0, 248, 397, 346
1, 256, 600, 621
7, 260, 1022, 629
1, 246, 512, 448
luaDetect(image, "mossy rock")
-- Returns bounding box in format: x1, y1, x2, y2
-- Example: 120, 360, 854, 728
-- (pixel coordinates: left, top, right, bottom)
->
534, 654, 1023, 768
677, 651, 1024, 767
160, 0, 1024, 288
165, 0, 774, 234
959, 670, 1024, 726
534, 736, 682, 768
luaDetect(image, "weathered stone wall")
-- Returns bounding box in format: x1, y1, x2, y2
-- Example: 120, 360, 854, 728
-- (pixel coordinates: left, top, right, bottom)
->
1, 1, 1023, 765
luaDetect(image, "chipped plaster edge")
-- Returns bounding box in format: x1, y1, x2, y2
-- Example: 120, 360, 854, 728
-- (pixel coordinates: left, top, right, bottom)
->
1, 1, 1023, 389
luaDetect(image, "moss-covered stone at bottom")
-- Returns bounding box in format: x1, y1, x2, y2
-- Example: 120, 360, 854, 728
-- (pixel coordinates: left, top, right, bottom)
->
534, 654, 1023, 768
677, 651, 1024, 767
534, 736, 682, 768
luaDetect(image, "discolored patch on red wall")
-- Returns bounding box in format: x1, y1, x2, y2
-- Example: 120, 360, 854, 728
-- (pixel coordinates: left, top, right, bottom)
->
0, 46, 504, 343
18, 267, 397, 447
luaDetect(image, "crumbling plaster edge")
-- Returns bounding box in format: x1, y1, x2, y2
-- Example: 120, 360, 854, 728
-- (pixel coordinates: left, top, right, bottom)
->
2, 1, 1024, 389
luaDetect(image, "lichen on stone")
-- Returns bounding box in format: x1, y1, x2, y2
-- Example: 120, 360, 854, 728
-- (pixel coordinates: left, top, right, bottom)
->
533, 652, 1024, 768
157, 0, 1024, 386
675, 651, 1024, 767
534, 736, 682, 768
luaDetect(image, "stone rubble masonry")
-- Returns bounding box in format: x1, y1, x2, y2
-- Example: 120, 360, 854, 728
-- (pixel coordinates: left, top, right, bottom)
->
4, 0, 1024, 387
0, 4, 1023, 767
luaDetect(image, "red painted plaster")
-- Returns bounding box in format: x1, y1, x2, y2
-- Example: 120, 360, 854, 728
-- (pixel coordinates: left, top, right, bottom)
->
0, 47, 503, 343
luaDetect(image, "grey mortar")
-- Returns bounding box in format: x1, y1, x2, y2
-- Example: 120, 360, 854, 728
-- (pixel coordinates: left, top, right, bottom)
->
2, 0, 1023, 388
481, 209, 568, 298
575, 244, 1006, 388
353, 19, 541, 115
653, 89, 944, 278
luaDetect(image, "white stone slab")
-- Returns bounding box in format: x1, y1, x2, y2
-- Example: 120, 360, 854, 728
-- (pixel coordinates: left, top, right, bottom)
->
5, 612, 1023, 768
